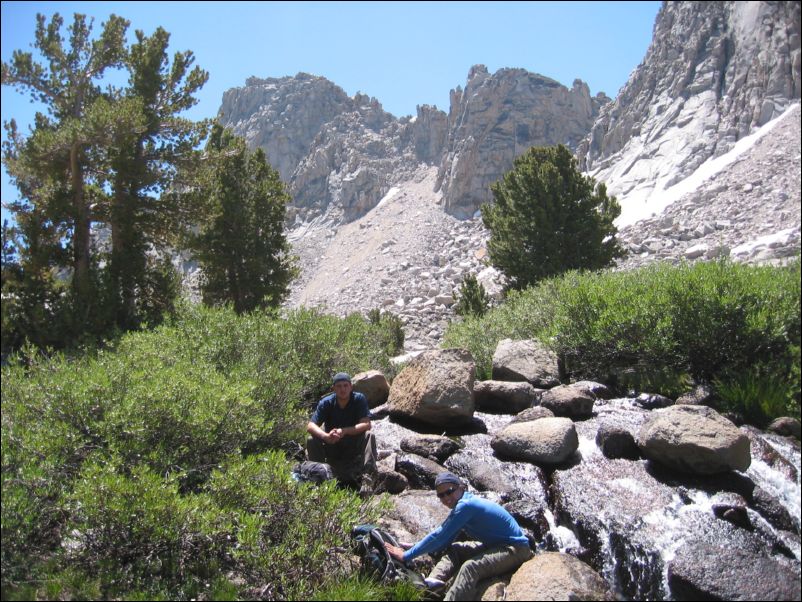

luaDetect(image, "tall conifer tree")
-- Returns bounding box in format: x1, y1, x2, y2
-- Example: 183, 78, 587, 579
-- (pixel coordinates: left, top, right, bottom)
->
185, 125, 298, 313
482, 144, 625, 289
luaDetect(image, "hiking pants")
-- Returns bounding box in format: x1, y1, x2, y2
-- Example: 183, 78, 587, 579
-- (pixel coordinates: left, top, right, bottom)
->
306, 431, 377, 485
429, 540, 533, 601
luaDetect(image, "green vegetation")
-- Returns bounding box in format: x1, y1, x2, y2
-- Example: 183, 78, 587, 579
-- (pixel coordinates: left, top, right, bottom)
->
443, 259, 801, 422
2, 13, 209, 348
367, 308, 406, 357
311, 572, 423, 601
454, 273, 490, 318
482, 144, 625, 290
1, 304, 406, 600
183, 124, 298, 313
1, 14, 296, 356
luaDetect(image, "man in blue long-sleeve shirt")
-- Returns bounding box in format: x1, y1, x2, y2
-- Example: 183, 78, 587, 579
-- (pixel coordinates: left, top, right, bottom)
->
385, 472, 533, 600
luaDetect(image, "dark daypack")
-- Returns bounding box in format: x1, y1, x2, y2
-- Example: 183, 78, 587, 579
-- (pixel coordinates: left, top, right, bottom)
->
351, 524, 426, 588
292, 461, 334, 484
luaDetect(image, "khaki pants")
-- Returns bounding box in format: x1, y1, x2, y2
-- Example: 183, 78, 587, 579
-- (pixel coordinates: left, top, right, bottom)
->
306, 431, 377, 485
430, 541, 533, 601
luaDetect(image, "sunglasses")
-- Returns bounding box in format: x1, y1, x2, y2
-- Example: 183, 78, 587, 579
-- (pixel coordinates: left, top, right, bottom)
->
436, 487, 458, 499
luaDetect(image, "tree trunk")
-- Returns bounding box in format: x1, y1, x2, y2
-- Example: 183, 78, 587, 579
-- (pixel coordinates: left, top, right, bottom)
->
70, 142, 92, 312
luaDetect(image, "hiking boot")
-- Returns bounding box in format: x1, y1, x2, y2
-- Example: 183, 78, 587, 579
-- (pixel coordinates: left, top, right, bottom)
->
423, 577, 446, 591
358, 474, 375, 498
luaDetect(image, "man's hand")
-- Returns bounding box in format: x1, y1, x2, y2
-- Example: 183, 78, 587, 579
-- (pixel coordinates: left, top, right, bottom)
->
325, 428, 344, 444
385, 542, 405, 562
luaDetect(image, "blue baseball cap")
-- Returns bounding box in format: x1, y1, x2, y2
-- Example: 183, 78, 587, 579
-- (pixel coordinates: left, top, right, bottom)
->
333, 372, 352, 384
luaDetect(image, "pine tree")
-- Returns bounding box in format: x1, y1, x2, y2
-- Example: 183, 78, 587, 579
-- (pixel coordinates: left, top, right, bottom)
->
185, 125, 298, 313
481, 144, 625, 289
104, 26, 208, 329
2, 13, 129, 323
454, 273, 490, 317
2, 13, 209, 346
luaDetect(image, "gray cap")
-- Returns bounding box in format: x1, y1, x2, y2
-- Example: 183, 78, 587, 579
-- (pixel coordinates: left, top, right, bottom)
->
434, 472, 463, 488
333, 372, 352, 384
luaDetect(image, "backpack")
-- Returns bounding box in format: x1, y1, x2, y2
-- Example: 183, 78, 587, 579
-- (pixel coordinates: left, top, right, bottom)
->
351, 524, 427, 588
292, 461, 334, 484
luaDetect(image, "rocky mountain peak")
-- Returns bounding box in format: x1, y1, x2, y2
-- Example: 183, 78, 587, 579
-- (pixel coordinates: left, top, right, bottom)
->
435, 65, 606, 217
218, 73, 356, 181
577, 0, 801, 225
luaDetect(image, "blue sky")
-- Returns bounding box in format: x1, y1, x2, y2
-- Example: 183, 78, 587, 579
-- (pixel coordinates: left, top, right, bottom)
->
1, 0, 661, 223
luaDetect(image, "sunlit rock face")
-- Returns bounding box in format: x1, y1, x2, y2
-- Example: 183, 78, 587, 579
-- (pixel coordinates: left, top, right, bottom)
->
577, 1, 801, 226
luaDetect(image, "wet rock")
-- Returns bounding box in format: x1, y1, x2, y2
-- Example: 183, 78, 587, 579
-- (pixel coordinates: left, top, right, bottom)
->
474, 380, 539, 414
388, 348, 476, 427
571, 381, 614, 400
596, 422, 641, 460
503, 493, 551, 544
675, 383, 714, 406
768, 416, 802, 440
638, 405, 751, 475
743, 426, 798, 482
379, 489, 450, 543
400, 434, 463, 463
452, 457, 516, 494
667, 542, 802, 601
352, 370, 390, 408
505, 552, 614, 601
491, 339, 562, 387
751, 485, 799, 535
540, 385, 596, 419
394, 453, 447, 489
377, 468, 408, 494
491, 418, 579, 465
711, 492, 752, 531
634, 392, 674, 410
510, 406, 555, 424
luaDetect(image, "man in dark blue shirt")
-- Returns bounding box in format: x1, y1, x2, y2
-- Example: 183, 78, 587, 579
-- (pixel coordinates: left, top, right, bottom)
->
306, 372, 378, 493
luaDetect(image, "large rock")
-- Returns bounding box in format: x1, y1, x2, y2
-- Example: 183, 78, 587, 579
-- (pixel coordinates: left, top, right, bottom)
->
539, 385, 595, 419
352, 370, 390, 408
668, 542, 802, 601
473, 380, 539, 414
491, 339, 562, 388
394, 453, 447, 490
400, 434, 463, 463
388, 348, 476, 427
638, 405, 751, 474
596, 422, 641, 460
767, 416, 802, 439
510, 406, 555, 425
505, 552, 614, 601
491, 418, 579, 465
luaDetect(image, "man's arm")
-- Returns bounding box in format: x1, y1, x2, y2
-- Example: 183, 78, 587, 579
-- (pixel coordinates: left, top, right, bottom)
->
307, 420, 342, 444
340, 416, 371, 437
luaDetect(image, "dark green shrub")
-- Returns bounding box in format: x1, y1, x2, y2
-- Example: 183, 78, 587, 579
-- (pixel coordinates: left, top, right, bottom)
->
454, 274, 490, 318
205, 452, 372, 600
443, 258, 801, 419
367, 308, 406, 357
482, 144, 624, 289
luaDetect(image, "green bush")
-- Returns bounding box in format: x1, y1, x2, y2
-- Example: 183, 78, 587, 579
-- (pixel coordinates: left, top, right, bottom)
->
368, 308, 406, 357
207, 452, 373, 600
443, 258, 801, 420
454, 274, 490, 318
1, 304, 393, 599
